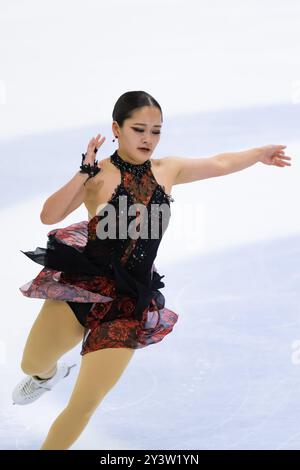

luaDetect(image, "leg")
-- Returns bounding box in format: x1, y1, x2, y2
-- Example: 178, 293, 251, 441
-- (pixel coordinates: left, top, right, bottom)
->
40, 347, 135, 450
21, 299, 85, 379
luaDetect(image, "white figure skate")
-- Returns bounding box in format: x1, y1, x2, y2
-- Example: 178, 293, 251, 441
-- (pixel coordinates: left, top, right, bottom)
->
12, 362, 77, 405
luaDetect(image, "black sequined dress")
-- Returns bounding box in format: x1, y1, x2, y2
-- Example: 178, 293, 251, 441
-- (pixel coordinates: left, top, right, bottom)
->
19, 150, 179, 355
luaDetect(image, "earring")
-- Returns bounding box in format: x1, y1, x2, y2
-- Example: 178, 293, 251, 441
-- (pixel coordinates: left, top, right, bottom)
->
112, 136, 118, 142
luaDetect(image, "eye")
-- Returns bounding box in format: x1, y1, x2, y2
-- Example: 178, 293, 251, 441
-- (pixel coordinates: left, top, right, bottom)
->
132, 127, 161, 135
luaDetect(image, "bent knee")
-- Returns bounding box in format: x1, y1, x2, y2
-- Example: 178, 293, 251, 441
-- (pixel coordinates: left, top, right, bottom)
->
21, 360, 39, 375
21, 357, 54, 376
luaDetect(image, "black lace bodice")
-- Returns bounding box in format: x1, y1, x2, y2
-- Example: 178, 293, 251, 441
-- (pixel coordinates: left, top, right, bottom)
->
21, 149, 175, 321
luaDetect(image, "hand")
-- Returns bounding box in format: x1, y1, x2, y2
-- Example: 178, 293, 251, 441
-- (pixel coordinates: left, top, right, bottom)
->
83, 134, 106, 165
258, 144, 292, 167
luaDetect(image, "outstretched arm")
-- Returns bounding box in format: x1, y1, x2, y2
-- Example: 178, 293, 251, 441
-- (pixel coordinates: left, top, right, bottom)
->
168, 145, 292, 185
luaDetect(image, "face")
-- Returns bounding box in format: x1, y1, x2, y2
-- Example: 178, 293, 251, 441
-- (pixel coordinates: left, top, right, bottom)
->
112, 106, 162, 163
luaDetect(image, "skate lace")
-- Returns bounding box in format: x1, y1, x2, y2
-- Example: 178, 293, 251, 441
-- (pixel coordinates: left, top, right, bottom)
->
24, 377, 51, 394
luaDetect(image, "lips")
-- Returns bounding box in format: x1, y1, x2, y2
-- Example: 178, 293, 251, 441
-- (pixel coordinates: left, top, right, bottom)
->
138, 147, 150, 151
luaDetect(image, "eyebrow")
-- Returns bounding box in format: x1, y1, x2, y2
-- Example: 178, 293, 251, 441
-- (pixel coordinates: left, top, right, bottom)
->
133, 122, 162, 128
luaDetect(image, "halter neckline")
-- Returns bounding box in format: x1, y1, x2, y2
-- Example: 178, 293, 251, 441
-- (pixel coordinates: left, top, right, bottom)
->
110, 150, 151, 177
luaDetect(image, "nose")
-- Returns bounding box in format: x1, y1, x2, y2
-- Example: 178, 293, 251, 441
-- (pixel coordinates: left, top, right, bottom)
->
142, 134, 152, 143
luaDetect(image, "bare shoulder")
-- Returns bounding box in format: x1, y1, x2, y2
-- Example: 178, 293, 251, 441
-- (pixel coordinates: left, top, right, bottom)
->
97, 156, 111, 168
154, 156, 180, 185
83, 156, 110, 178
156, 156, 180, 170
152, 156, 175, 166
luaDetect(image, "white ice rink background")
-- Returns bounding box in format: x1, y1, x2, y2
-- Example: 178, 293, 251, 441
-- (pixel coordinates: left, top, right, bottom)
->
0, 0, 300, 450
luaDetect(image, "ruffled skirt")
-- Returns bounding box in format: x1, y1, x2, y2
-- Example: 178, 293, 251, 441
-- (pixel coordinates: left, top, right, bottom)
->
19, 220, 179, 355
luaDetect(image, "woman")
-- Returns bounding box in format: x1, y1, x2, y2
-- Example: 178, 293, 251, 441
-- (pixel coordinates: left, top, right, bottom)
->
13, 90, 291, 449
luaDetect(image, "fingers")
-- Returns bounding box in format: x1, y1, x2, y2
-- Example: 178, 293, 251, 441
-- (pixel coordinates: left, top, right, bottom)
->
89, 135, 105, 146
273, 156, 291, 167
279, 156, 292, 161
274, 151, 291, 160
87, 134, 106, 153
273, 145, 292, 166
93, 134, 106, 146
275, 145, 287, 151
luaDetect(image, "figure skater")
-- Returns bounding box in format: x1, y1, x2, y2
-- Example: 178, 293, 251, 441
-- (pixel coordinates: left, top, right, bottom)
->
13, 90, 292, 450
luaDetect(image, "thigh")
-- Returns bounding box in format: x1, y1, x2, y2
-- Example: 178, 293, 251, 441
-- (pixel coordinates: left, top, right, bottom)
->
66, 347, 136, 416
21, 299, 85, 370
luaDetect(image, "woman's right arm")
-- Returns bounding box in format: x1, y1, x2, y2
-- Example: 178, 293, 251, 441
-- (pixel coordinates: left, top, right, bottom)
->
40, 171, 90, 224
40, 134, 106, 225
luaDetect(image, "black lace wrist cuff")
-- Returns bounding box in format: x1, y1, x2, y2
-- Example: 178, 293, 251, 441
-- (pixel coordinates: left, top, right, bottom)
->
79, 153, 102, 185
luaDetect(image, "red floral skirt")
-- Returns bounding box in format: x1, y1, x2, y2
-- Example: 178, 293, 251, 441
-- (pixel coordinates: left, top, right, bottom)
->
19, 220, 179, 356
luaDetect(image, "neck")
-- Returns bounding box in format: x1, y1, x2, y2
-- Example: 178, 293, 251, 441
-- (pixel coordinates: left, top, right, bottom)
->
116, 149, 150, 165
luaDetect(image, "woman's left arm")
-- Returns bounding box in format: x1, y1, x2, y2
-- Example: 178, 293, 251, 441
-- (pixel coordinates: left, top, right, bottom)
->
169, 145, 292, 185
214, 144, 292, 174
